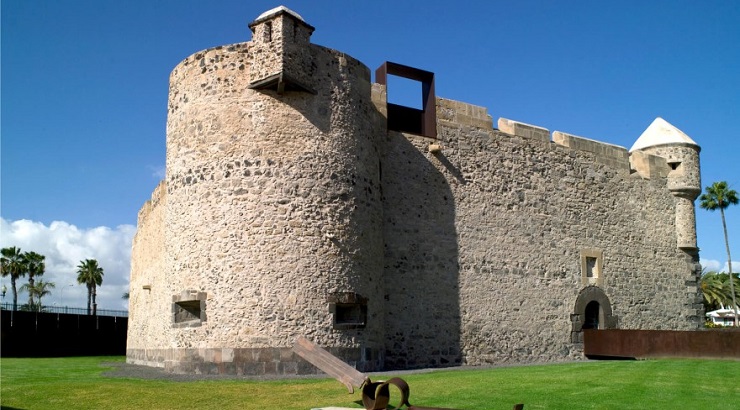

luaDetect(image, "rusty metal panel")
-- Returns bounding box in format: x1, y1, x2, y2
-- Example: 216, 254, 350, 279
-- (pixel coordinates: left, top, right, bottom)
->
584, 329, 740, 359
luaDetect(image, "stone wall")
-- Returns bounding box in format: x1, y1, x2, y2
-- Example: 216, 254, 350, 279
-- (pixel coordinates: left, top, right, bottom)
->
127, 181, 169, 366
378, 98, 701, 368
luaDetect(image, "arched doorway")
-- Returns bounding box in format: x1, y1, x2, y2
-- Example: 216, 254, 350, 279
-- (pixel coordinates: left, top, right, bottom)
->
571, 286, 617, 343
583, 301, 601, 329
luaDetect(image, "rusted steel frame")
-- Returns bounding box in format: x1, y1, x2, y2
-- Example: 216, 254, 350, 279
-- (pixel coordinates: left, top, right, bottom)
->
375, 61, 437, 139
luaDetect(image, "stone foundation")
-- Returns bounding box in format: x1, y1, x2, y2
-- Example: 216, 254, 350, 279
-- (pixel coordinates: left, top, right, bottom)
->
127, 346, 383, 376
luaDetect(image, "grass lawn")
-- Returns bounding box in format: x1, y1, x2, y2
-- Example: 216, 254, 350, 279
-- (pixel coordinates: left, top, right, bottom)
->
1, 357, 739, 409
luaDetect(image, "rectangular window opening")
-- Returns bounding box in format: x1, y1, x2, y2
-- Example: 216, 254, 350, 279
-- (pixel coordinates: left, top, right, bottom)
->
172, 290, 207, 328
329, 292, 368, 330
335, 304, 366, 326
174, 300, 201, 323
580, 249, 604, 287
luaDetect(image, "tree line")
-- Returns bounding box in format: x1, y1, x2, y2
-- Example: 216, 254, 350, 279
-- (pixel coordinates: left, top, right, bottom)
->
0, 246, 105, 315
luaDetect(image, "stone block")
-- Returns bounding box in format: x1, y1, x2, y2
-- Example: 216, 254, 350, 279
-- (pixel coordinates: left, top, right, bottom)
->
498, 118, 550, 143
553, 131, 629, 172
629, 150, 669, 179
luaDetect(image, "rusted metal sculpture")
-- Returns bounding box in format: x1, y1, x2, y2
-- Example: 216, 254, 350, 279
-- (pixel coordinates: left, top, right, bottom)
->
293, 337, 524, 410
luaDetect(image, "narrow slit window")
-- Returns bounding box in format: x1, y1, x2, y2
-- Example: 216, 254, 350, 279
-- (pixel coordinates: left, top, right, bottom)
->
585, 257, 597, 278
264, 21, 273, 42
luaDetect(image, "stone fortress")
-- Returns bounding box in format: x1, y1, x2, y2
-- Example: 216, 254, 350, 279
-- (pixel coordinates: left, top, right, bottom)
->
127, 6, 704, 375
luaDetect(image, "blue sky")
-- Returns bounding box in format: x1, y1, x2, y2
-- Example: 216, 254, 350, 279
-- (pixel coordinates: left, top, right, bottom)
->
2, 1, 739, 310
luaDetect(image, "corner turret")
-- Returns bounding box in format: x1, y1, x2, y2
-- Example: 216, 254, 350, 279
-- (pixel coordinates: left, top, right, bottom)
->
630, 117, 701, 250
247, 5, 316, 94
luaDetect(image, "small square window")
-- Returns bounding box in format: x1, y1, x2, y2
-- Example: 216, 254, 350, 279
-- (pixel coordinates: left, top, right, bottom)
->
328, 292, 368, 330
174, 300, 202, 323
580, 249, 604, 287
172, 290, 207, 328
335, 304, 366, 326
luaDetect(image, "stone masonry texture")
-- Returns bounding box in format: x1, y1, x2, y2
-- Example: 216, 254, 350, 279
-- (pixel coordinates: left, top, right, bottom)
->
127, 7, 703, 375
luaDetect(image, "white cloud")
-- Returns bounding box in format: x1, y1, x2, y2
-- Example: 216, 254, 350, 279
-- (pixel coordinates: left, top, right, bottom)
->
149, 165, 166, 179
0, 218, 135, 311
700, 258, 740, 274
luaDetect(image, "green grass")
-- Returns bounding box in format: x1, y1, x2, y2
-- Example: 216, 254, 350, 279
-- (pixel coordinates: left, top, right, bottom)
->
1, 357, 739, 409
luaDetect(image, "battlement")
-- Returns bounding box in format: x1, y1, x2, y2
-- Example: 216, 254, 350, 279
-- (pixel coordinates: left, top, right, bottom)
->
498, 118, 550, 143
372, 72, 690, 180
551, 131, 630, 174
436, 98, 493, 130
491, 116, 691, 178
423, 98, 668, 178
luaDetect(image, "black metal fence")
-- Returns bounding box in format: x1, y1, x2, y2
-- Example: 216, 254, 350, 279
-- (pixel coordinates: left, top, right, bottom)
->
0, 308, 128, 357
0, 302, 128, 317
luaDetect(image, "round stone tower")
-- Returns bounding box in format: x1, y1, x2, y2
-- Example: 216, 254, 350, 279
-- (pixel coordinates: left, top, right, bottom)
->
161, 6, 386, 374
630, 117, 701, 250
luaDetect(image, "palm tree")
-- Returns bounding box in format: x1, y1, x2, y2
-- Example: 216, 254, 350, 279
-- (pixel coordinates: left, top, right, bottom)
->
23, 251, 46, 307
700, 271, 727, 312
723, 272, 740, 307
76, 259, 104, 315
1, 247, 27, 311
20, 280, 55, 311
700, 181, 739, 326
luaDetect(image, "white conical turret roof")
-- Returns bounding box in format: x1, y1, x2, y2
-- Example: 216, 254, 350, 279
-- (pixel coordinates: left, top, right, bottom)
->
629, 117, 698, 152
